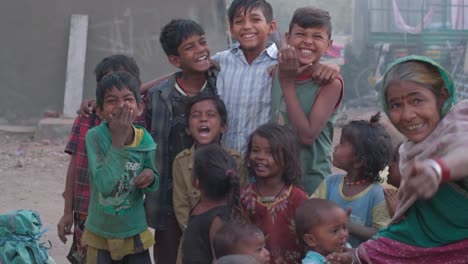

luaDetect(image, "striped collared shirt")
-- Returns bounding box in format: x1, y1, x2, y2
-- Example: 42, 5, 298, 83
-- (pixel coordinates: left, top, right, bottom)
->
212, 43, 278, 153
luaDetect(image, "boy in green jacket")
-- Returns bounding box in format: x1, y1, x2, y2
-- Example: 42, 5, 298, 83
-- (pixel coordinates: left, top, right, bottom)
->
84, 71, 159, 264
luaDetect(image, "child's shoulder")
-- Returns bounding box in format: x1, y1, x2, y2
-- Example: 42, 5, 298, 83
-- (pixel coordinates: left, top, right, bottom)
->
86, 121, 107, 137
174, 146, 194, 162
326, 173, 345, 183
289, 185, 309, 200
223, 147, 242, 160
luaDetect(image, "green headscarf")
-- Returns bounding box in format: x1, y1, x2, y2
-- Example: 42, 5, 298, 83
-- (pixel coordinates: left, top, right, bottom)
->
380, 55, 456, 116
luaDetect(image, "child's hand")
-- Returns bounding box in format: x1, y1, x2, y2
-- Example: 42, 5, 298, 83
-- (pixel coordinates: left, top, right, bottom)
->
312, 63, 340, 85
108, 103, 134, 148
384, 188, 398, 217
278, 45, 314, 84
77, 98, 96, 117
57, 213, 73, 243
326, 251, 354, 264
133, 168, 155, 188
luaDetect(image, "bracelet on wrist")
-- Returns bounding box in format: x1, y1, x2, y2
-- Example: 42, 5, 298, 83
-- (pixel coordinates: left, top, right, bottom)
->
434, 158, 451, 183
425, 159, 442, 183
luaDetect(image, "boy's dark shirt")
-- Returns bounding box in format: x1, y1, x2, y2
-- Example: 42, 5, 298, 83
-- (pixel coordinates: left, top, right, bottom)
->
144, 68, 218, 230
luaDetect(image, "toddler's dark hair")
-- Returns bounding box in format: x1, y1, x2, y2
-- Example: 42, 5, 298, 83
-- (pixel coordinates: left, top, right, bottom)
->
96, 71, 141, 109
228, 0, 273, 25
213, 220, 263, 258
160, 19, 205, 56
295, 198, 342, 247
341, 112, 392, 182
289, 7, 332, 38
185, 93, 228, 126
245, 124, 301, 185
94, 54, 140, 83
194, 144, 243, 220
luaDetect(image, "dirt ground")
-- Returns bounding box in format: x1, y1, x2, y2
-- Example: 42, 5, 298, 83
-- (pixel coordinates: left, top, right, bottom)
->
0, 106, 401, 263
0, 131, 70, 263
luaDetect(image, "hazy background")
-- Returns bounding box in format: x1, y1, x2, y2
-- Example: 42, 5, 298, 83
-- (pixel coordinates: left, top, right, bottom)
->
1, 0, 467, 125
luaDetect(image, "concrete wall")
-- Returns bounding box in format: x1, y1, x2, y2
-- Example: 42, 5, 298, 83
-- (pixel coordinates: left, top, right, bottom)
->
0, 0, 228, 125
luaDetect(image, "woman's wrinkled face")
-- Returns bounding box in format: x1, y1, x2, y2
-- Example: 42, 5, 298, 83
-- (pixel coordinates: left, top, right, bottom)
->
385, 80, 444, 143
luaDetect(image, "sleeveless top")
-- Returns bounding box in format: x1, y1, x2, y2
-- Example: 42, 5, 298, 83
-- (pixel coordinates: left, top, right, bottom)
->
271, 73, 339, 195
182, 205, 229, 264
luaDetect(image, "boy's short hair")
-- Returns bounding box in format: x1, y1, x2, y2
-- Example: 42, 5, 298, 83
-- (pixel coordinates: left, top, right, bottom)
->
214, 221, 263, 258
185, 93, 228, 126
159, 19, 205, 56
217, 254, 260, 264
96, 71, 141, 108
228, 0, 273, 25
94, 54, 140, 83
289, 7, 332, 39
295, 198, 342, 245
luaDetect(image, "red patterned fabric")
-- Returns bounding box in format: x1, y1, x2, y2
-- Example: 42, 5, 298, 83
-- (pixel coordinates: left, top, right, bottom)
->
358, 236, 468, 264
241, 184, 308, 264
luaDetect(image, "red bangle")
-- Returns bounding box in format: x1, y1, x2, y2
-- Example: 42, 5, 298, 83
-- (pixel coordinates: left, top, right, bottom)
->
434, 159, 451, 183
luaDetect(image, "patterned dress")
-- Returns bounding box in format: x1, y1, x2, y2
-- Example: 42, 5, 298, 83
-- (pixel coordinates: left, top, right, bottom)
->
241, 184, 308, 264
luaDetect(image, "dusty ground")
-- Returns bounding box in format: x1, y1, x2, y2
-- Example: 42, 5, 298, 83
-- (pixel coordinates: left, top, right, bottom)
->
0, 131, 70, 263
0, 105, 401, 263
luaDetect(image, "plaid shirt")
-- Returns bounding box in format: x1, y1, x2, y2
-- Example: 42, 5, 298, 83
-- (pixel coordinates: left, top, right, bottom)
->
64, 101, 147, 215
65, 114, 101, 214
145, 69, 218, 230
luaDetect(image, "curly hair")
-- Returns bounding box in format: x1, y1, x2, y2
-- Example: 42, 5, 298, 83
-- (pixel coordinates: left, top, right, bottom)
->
341, 112, 392, 182
244, 124, 301, 185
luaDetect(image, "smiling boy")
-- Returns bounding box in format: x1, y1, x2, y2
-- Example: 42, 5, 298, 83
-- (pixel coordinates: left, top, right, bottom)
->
272, 7, 344, 194
84, 71, 159, 263
144, 19, 219, 263
212, 0, 277, 153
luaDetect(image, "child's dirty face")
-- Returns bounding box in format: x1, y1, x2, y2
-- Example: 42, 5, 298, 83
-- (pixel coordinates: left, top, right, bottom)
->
98, 87, 141, 121
332, 136, 355, 172
171, 34, 211, 73
234, 232, 270, 264
286, 24, 332, 66
248, 134, 282, 180
230, 7, 275, 55
187, 99, 226, 146
305, 207, 348, 256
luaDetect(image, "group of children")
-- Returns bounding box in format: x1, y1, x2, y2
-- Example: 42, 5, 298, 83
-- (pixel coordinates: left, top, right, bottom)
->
57, 0, 401, 263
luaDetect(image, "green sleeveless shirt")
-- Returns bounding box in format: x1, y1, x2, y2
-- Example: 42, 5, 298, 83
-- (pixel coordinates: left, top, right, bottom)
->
271, 73, 338, 195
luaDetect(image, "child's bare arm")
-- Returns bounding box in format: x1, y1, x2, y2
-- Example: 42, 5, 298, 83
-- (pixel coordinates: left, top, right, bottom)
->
326, 251, 355, 264
139, 72, 173, 95
78, 74, 173, 117
282, 78, 342, 145
312, 63, 340, 85
278, 45, 343, 145
57, 155, 76, 243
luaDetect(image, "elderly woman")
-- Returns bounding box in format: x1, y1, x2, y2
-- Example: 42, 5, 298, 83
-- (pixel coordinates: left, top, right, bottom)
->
328, 55, 468, 263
